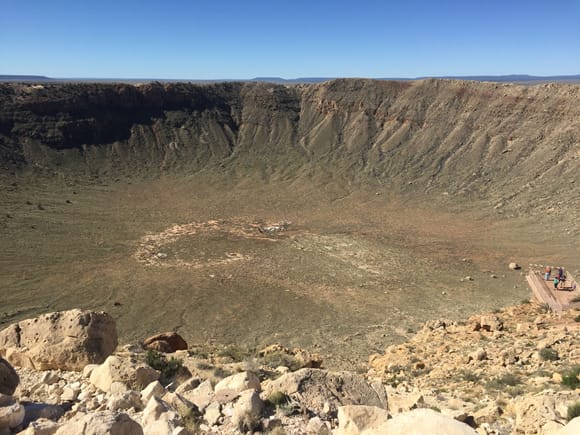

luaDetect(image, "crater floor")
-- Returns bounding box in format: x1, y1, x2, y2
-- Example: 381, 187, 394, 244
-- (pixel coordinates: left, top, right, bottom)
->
1, 174, 576, 369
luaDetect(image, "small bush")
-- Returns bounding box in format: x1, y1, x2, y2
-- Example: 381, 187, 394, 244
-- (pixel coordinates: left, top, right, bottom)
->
539, 347, 559, 361
266, 391, 290, 407
238, 413, 262, 432
217, 346, 253, 362
261, 352, 302, 371
212, 367, 232, 379
195, 361, 213, 371
561, 366, 580, 389
145, 349, 182, 384
486, 373, 522, 390
461, 370, 481, 383
574, 315, 580, 322
567, 402, 580, 421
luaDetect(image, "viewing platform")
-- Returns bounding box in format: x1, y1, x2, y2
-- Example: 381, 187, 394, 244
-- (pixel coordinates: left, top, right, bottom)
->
526, 267, 579, 313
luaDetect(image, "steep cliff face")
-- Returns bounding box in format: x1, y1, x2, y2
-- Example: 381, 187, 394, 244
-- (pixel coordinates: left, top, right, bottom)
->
1, 79, 579, 212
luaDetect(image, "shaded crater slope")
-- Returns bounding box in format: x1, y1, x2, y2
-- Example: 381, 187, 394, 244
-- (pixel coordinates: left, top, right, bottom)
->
1, 79, 579, 216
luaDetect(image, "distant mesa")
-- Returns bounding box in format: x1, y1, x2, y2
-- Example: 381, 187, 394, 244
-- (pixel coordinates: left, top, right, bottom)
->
0, 75, 53, 82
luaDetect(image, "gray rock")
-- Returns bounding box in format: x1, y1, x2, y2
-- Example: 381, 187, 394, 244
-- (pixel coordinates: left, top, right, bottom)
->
0, 400, 25, 430
54, 411, 142, 435
141, 396, 182, 434
232, 389, 263, 428
180, 379, 214, 411
0, 358, 18, 396
262, 368, 385, 416
335, 405, 389, 434
89, 355, 159, 392
22, 403, 67, 427
204, 401, 221, 426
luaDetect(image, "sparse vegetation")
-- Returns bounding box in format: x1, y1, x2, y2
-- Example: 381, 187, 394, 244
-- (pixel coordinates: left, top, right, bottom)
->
539, 347, 559, 361
261, 351, 302, 371
574, 315, 580, 322
238, 414, 262, 433
561, 366, 580, 389
217, 345, 253, 362
486, 373, 522, 390
567, 402, 580, 421
195, 361, 213, 371
212, 367, 232, 379
266, 391, 290, 408
145, 349, 183, 385
460, 370, 481, 383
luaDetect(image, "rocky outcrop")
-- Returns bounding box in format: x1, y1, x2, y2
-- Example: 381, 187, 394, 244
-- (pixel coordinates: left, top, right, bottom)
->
368, 302, 580, 434
3, 302, 580, 434
143, 332, 187, 353
89, 356, 159, 392
54, 411, 142, 435
0, 309, 117, 371
262, 368, 386, 416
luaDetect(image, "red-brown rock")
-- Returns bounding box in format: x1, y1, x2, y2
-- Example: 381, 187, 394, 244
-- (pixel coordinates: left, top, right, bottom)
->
143, 332, 187, 353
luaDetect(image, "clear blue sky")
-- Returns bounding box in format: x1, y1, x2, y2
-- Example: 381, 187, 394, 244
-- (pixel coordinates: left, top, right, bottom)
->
1, 0, 579, 79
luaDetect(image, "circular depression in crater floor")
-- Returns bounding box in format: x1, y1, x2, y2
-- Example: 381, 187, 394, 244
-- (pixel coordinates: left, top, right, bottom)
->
134, 220, 292, 269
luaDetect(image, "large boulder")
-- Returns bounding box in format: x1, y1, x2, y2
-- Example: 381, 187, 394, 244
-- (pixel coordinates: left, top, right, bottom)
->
54, 411, 143, 435
0, 398, 25, 431
141, 396, 183, 435
0, 309, 117, 371
90, 355, 159, 392
214, 371, 260, 393
262, 368, 385, 416
143, 332, 187, 353
334, 405, 390, 435
379, 409, 478, 434
0, 358, 19, 395
231, 389, 264, 428
557, 416, 580, 435
514, 393, 567, 434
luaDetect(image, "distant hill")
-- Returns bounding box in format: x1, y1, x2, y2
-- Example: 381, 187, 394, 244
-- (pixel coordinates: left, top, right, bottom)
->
2, 74, 580, 84
0, 75, 53, 82
251, 74, 580, 84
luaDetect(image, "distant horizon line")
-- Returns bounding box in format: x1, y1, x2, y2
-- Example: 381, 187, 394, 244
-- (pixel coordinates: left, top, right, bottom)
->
2, 73, 580, 84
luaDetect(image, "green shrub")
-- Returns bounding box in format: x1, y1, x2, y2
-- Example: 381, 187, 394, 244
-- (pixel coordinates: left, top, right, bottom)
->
261, 352, 302, 371
145, 349, 182, 384
561, 366, 580, 389
539, 347, 559, 361
195, 361, 213, 371
460, 370, 481, 383
567, 402, 580, 421
574, 315, 580, 322
238, 414, 262, 432
266, 391, 290, 407
486, 373, 522, 390
217, 345, 253, 362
